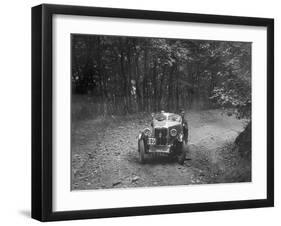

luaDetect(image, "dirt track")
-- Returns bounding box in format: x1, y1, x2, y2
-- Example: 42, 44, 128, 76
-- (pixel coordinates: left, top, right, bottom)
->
71, 110, 250, 190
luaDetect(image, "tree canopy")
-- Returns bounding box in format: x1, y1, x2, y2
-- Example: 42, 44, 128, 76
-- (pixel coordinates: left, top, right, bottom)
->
72, 34, 251, 118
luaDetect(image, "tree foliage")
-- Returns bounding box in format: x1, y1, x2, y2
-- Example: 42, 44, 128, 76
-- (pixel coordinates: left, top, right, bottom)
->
72, 35, 251, 118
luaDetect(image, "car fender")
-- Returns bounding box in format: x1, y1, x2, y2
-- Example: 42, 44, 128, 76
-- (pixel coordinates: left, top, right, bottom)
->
137, 132, 144, 151
137, 132, 144, 141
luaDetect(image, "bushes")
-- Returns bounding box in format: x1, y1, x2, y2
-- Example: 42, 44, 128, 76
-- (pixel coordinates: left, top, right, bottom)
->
235, 121, 251, 160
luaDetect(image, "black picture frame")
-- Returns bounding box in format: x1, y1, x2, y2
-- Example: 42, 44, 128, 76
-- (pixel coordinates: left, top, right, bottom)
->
32, 4, 274, 222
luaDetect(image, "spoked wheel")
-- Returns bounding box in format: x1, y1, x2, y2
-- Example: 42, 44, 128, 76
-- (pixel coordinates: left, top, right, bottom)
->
139, 140, 146, 164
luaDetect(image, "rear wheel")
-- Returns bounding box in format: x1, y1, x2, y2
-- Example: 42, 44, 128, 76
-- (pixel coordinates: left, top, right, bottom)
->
139, 140, 146, 164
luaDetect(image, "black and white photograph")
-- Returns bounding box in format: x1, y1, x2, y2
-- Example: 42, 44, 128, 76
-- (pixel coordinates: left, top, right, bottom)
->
29, 3, 274, 222
71, 34, 252, 190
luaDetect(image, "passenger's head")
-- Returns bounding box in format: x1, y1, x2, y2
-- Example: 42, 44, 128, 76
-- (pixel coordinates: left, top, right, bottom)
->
180, 109, 185, 117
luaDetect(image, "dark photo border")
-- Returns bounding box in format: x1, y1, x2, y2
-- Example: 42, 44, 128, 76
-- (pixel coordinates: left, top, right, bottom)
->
32, 4, 274, 221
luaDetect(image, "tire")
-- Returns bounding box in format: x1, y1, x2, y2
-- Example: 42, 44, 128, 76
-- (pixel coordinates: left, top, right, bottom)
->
176, 142, 186, 165
139, 140, 146, 164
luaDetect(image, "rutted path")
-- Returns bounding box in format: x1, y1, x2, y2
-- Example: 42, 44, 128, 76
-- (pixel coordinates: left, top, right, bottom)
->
71, 110, 248, 190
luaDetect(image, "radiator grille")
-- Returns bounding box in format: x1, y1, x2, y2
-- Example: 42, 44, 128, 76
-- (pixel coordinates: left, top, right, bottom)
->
155, 128, 168, 145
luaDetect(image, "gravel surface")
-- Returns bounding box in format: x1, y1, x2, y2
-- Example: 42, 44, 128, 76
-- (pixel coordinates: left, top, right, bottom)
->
71, 110, 250, 190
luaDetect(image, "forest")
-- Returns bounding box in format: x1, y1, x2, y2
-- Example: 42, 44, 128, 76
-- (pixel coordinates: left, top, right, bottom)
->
71, 34, 251, 119
71, 35, 252, 188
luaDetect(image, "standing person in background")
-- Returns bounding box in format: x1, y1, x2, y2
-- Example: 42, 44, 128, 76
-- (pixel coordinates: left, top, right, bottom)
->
180, 109, 188, 144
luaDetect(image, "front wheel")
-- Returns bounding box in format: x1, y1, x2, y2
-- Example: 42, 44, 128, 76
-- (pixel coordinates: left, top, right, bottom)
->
139, 140, 146, 163
176, 143, 186, 165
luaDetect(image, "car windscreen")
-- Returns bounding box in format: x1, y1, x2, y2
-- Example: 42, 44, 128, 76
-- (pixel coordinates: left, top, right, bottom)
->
154, 114, 181, 122
154, 114, 167, 121
168, 114, 181, 122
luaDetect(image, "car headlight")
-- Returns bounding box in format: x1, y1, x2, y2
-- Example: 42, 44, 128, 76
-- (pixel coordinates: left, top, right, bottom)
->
143, 128, 152, 137
170, 129, 177, 137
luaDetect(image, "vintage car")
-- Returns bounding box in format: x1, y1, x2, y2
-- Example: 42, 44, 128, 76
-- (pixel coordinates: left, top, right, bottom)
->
137, 111, 188, 164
